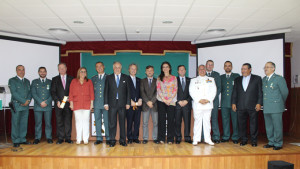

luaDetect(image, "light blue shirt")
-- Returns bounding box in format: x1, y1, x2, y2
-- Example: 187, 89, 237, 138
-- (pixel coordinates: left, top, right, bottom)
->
242, 74, 251, 91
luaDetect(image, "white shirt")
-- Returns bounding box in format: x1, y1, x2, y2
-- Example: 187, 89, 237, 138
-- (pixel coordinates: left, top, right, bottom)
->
98, 73, 105, 80
226, 73, 232, 77
267, 73, 274, 81
17, 76, 23, 81
206, 71, 212, 76
40, 78, 46, 83
130, 75, 136, 87
242, 74, 251, 91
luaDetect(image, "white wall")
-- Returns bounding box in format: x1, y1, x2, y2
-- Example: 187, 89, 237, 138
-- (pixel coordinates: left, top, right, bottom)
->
291, 40, 300, 88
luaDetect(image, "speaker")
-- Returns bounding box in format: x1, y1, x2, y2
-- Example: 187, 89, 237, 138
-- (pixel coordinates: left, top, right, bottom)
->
268, 161, 294, 169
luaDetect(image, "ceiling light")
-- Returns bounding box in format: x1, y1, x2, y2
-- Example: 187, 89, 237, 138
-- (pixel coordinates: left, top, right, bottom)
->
48, 28, 69, 34
162, 20, 173, 24
206, 29, 226, 35
73, 21, 84, 24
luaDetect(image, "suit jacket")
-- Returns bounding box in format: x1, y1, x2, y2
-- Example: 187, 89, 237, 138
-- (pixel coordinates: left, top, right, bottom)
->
128, 76, 141, 102
140, 77, 157, 112
206, 71, 221, 104
176, 76, 192, 109
220, 73, 240, 108
262, 73, 288, 114
50, 74, 73, 108
31, 78, 52, 111
104, 73, 130, 107
8, 76, 32, 111
91, 73, 107, 109
232, 74, 263, 111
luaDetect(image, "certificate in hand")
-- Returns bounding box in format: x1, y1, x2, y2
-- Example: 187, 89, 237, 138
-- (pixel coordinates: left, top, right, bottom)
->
60, 96, 68, 109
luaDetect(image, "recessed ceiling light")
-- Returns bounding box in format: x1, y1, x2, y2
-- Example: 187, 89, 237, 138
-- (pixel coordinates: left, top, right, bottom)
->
48, 28, 69, 34
162, 20, 173, 24
73, 21, 84, 24
206, 29, 226, 35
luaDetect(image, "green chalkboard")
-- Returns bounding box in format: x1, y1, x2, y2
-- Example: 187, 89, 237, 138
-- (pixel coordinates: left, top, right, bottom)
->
81, 52, 189, 79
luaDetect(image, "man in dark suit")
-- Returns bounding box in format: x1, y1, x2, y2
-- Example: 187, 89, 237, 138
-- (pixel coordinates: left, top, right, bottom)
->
232, 63, 263, 147
127, 63, 142, 144
140, 65, 159, 144
51, 63, 74, 144
206, 60, 221, 143
104, 61, 130, 147
175, 65, 192, 144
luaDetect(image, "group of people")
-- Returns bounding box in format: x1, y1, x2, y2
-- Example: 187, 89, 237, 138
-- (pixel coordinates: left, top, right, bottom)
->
8, 59, 288, 151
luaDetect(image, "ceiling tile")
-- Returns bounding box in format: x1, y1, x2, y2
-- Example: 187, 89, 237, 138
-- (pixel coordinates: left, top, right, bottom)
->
218, 7, 257, 20
31, 17, 67, 29
177, 26, 205, 34
155, 5, 190, 18
0, 2, 24, 18
93, 17, 123, 26
12, 4, 57, 18
173, 34, 199, 41
152, 26, 178, 34
150, 34, 174, 41
85, 5, 121, 17
125, 26, 151, 34
121, 5, 155, 17
46, 4, 89, 18
81, 0, 118, 5
61, 17, 95, 27
101, 33, 126, 40
226, 28, 256, 36
187, 5, 225, 18
123, 17, 153, 26
181, 17, 212, 27
77, 33, 103, 39
127, 33, 150, 40
153, 17, 184, 27
71, 26, 99, 34
98, 26, 125, 34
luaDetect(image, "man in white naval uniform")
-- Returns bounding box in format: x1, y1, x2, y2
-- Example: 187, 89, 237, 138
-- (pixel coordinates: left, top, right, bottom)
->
189, 65, 216, 146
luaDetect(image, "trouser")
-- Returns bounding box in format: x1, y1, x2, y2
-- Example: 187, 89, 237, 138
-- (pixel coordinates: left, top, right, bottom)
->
175, 105, 191, 141
142, 108, 158, 140
264, 112, 283, 147
11, 109, 29, 143
221, 107, 239, 140
126, 106, 141, 140
108, 102, 126, 143
238, 109, 258, 143
94, 108, 110, 141
157, 101, 175, 143
193, 109, 213, 143
55, 106, 72, 140
211, 102, 220, 140
34, 110, 52, 140
74, 110, 90, 142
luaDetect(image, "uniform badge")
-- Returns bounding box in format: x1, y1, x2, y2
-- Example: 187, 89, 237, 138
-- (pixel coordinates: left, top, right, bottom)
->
270, 83, 274, 89
206, 79, 212, 83
232, 81, 234, 85
47, 85, 50, 90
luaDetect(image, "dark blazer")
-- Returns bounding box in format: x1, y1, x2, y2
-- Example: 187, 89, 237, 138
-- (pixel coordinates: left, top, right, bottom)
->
140, 77, 157, 112
51, 74, 73, 107
128, 76, 141, 102
104, 73, 130, 107
176, 76, 192, 109
232, 74, 263, 111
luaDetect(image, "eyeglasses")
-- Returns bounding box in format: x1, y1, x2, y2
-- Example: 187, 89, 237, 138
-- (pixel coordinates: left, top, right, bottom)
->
80, 71, 87, 73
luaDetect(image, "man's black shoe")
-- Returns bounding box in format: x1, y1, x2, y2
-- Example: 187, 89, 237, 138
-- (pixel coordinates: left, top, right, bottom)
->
213, 140, 220, 144
263, 144, 274, 148
128, 139, 133, 144
232, 140, 239, 144
56, 139, 64, 144
133, 139, 141, 144
47, 139, 53, 144
185, 140, 193, 144
65, 139, 73, 144
240, 142, 247, 146
33, 139, 40, 145
13, 143, 20, 147
109, 142, 116, 147
175, 141, 181, 144
221, 139, 229, 143
94, 140, 103, 145
273, 146, 282, 150
252, 143, 257, 147
120, 142, 127, 147
143, 140, 148, 144
20, 141, 31, 145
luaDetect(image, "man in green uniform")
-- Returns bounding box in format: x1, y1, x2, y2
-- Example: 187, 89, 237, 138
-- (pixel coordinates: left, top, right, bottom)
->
220, 61, 239, 144
206, 60, 221, 143
31, 67, 53, 144
91, 62, 110, 145
262, 62, 288, 150
8, 65, 32, 148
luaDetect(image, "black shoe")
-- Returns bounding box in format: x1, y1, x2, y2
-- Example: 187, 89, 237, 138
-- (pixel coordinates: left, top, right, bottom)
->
252, 143, 257, 147
128, 139, 133, 144
13, 143, 20, 147
20, 141, 31, 145
143, 140, 148, 144
109, 142, 116, 147
273, 146, 282, 150
133, 139, 141, 144
185, 140, 193, 144
221, 139, 229, 143
175, 141, 181, 144
106, 140, 110, 145
94, 140, 103, 145
263, 144, 274, 148
232, 140, 239, 144
56, 139, 64, 144
240, 142, 247, 146
33, 139, 40, 145
47, 139, 53, 144
120, 142, 127, 147
213, 140, 220, 144
65, 139, 73, 144
154, 140, 160, 144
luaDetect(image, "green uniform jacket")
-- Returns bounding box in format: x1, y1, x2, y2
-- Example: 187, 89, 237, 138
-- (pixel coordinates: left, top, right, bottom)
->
262, 73, 288, 114
220, 73, 240, 108
31, 78, 52, 111
207, 71, 221, 104
91, 74, 106, 109
8, 76, 32, 111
